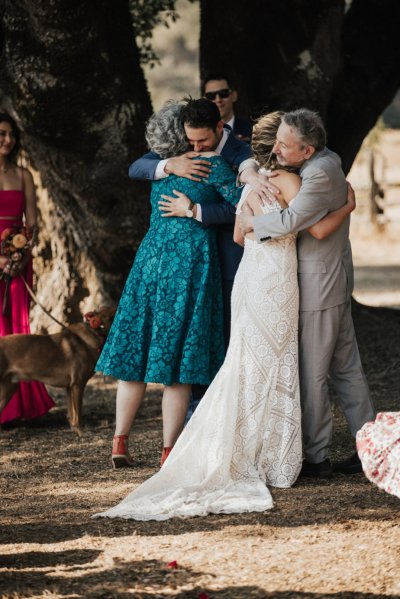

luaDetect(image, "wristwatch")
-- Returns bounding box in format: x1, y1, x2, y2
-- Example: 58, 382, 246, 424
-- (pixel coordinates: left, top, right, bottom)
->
185, 201, 194, 218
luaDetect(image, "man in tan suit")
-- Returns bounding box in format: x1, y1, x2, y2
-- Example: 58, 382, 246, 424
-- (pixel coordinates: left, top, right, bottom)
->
239, 108, 375, 478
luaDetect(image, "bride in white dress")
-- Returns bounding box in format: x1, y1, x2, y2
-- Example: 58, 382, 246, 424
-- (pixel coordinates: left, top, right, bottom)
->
94, 112, 305, 520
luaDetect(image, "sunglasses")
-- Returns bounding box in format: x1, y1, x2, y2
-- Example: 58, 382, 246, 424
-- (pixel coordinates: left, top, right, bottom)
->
204, 88, 232, 101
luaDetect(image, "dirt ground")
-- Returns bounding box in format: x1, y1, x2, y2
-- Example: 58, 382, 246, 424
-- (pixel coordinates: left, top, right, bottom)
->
1, 131, 400, 599
0, 299, 399, 599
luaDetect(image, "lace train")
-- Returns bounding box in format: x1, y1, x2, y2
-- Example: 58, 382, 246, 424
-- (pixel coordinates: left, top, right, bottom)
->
94, 194, 302, 520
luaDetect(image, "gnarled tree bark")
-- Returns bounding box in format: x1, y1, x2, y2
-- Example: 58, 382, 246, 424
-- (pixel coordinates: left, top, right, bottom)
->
1, 0, 400, 328
0, 0, 152, 330
200, 0, 400, 174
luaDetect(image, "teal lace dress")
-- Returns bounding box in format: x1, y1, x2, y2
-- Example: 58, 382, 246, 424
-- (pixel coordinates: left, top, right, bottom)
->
96, 156, 242, 385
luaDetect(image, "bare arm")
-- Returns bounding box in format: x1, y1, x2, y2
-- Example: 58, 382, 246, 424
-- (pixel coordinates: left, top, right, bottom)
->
307, 182, 355, 240
23, 168, 38, 228
8, 169, 37, 277
233, 216, 244, 246
239, 160, 280, 204
234, 192, 264, 246
238, 171, 301, 234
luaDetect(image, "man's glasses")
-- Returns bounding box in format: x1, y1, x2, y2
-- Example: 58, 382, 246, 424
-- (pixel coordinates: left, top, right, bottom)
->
204, 88, 232, 101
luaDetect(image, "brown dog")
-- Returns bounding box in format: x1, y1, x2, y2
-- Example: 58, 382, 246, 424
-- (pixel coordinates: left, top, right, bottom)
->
0, 307, 115, 435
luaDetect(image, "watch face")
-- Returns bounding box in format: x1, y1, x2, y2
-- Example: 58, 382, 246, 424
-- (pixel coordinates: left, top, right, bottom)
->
185, 209, 194, 218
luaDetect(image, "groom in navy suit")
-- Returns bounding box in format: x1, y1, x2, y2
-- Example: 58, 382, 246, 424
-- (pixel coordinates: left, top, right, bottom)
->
129, 98, 252, 350
129, 98, 251, 414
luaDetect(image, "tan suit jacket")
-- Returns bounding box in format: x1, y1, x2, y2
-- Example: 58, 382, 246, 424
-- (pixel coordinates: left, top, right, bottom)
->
253, 148, 352, 311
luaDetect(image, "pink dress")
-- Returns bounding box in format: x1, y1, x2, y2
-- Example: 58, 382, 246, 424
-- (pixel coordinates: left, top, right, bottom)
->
0, 188, 55, 423
356, 412, 400, 499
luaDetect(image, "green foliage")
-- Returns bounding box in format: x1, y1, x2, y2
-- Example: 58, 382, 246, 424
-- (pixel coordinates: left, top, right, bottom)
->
129, 0, 179, 67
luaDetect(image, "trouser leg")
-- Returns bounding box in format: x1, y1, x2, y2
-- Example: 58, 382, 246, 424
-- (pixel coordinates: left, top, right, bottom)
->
299, 308, 340, 463
329, 301, 375, 437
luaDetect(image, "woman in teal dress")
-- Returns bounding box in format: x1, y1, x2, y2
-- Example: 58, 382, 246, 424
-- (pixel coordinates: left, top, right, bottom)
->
96, 100, 241, 468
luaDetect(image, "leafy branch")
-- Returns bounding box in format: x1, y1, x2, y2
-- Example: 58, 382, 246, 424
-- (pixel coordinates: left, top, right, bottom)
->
129, 0, 180, 67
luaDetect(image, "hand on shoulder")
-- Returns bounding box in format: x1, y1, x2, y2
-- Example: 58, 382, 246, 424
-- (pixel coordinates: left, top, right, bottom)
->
165, 153, 211, 181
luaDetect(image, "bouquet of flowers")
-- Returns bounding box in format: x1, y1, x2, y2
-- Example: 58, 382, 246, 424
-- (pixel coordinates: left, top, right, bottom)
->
0, 225, 34, 315
0, 225, 33, 279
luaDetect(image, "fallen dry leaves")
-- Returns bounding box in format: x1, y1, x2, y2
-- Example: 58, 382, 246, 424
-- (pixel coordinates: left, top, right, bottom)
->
0, 304, 399, 598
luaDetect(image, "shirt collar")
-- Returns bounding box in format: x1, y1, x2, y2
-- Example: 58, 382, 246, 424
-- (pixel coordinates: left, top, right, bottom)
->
226, 115, 235, 130
215, 127, 230, 155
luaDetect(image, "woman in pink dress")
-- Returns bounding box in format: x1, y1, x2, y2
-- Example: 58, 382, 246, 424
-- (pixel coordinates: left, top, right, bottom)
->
0, 113, 55, 424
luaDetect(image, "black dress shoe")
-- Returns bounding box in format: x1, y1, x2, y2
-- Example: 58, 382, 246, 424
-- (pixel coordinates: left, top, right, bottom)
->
299, 458, 333, 479
332, 452, 363, 474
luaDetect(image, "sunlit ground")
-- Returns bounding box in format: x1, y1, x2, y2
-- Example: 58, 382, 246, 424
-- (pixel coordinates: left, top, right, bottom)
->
348, 129, 400, 310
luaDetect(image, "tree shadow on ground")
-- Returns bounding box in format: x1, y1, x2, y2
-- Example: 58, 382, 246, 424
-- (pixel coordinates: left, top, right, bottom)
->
0, 554, 391, 598
0, 472, 398, 546
0, 549, 101, 569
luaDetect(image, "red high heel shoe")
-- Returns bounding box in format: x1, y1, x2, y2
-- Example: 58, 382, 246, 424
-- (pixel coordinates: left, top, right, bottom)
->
111, 434, 134, 469
160, 446, 173, 466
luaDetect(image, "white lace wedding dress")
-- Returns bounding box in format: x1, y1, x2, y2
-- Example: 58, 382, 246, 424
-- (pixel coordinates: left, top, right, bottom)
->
94, 186, 302, 520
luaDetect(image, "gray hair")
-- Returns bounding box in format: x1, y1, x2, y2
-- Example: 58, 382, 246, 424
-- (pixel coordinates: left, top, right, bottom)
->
145, 99, 190, 159
282, 108, 326, 151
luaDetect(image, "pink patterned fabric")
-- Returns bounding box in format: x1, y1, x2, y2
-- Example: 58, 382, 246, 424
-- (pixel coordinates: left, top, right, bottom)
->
0, 189, 55, 424
356, 412, 400, 499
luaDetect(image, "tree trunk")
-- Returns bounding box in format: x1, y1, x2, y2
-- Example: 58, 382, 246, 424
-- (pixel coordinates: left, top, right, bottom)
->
327, 0, 400, 173
0, 0, 152, 330
200, 0, 400, 174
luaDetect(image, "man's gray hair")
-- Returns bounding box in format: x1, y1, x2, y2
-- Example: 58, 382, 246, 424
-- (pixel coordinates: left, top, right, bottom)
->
145, 99, 190, 159
282, 108, 326, 151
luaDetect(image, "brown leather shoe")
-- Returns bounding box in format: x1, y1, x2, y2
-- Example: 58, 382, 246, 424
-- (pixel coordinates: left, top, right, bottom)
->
160, 446, 173, 467
111, 434, 134, 469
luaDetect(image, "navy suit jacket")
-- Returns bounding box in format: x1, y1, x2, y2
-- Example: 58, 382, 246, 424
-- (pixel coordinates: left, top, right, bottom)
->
233, 116, 252, 141
129, 129, 252, 280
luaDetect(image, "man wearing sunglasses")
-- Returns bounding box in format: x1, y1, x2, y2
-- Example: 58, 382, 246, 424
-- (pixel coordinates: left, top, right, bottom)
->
204, 74, 252, 143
